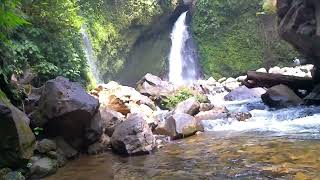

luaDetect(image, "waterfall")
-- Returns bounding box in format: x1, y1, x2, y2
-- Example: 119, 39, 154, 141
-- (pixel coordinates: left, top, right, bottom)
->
168, 11, 201, 85
81, 26, 102, 83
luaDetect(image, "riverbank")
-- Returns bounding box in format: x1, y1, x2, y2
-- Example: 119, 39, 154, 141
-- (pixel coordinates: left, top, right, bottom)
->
1, 64, 319, 179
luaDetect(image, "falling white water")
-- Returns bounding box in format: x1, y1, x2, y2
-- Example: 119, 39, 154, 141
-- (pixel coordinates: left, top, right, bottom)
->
81, 26, 102, 83
168, 11, 200, 85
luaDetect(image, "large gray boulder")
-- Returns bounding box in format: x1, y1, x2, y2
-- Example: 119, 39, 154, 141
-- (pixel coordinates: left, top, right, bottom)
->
174, 97, 200, 116
111, 114, 155, 155
32, 77, 101, 149
136, 73, 175, 97
261, 84, 303, 108
0, 91, 36, 169
224, 86, 266, 101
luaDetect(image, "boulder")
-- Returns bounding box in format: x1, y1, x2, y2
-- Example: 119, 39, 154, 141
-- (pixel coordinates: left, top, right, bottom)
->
100, 108, 125, 137
195, 107, 228, 121
169, 113, 204, 138
0, 91, 36, 169
111, 114, 155, 155
36, 139, 57, 154
33, 77, 100, 149
224, 86, 266, 101
136, 73, 175, 97
261, 84, 303, 108
29, 156, 58, 179
154, 113, 204, 139
199, 103, 214, 112
174, 97, 200, 116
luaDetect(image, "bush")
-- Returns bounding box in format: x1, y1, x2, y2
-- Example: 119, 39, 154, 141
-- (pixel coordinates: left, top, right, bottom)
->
161, 88, 208, 110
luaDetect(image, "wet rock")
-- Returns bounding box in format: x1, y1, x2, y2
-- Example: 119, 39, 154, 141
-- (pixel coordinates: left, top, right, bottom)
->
3, 171, 25, 180
153, 116, 177, 137
29, 156, 58, 178
36, 139, 57, 154
111, 114, 155, 155
199, 103, 214, 112
224, 86, 266, 101
195, 107, 229, 121
0, 91, 36, 169
174, 97, 200, 116
99, 108, 125, 137
262, 84, 303, 108
169, 113, 204, 139
87, 134, 111, 155
229, 112, 252, 122
33, 77, 100, 149
136, 73, 175, 97
54, 137, 78, 160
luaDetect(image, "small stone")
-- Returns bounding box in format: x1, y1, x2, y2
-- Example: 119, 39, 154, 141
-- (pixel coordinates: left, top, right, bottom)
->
199, 103, 214, 112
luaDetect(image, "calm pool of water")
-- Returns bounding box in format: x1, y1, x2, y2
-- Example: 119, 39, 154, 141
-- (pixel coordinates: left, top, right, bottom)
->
45, 132, 320, 180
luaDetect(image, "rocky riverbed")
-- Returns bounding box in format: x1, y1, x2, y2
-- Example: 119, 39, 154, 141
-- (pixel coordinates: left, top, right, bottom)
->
1, 64, 320, 179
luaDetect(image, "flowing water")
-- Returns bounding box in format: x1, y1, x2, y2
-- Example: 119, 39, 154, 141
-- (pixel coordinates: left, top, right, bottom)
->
168, 12, 201, 85
46, 96, 320, 180
81, 26, 102, 83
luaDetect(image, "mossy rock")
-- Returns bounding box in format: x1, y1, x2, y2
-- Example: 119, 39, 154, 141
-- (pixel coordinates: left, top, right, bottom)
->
0, 90, 36, 169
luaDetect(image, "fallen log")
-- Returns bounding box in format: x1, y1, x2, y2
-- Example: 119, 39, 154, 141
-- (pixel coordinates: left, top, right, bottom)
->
242, 71, 314, 91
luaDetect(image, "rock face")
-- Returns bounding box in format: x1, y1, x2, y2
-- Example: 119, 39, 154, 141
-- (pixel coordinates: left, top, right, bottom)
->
261, 84, 303, 108
224, 86, 266, 101
155, 113, 203, 139
34, 77, 100, 149
277, 0, 320, 69
0, 91, 36, 169
174, 97, 200, 116
111, 114, 155, 155
136, 73, 175, 97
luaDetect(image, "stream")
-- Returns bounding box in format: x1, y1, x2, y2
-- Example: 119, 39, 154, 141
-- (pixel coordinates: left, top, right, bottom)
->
45, 96, 320, 180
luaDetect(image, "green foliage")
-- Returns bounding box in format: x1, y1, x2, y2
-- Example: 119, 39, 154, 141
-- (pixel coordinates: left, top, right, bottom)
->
1, 0, 90, 90
161, 88, 194, 110
193, 0, 297, 79
161, 88, 208, 110
33, 127, 44, 136
78, 0, 176, 81
262, 0, 277, 14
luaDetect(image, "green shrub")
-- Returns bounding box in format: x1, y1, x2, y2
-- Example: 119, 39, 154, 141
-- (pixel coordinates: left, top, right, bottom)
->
161, 88, 208, 110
